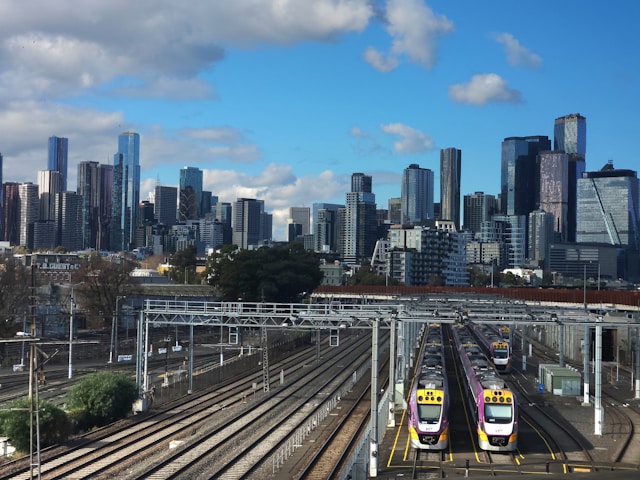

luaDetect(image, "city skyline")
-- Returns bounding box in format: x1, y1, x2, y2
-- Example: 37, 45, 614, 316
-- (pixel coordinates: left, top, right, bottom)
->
0, 1, 638, 240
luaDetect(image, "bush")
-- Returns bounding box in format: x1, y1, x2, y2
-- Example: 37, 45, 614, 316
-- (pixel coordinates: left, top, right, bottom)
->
65, 372, 138, 427
0, 398, 70, 453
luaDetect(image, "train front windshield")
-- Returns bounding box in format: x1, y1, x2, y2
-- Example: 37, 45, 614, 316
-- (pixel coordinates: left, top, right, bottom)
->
484, 404, 512, 424
493, 348, 509, 359
418, 404, 442, 424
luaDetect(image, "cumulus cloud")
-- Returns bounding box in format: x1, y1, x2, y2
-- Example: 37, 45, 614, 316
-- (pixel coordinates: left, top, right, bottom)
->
365, 0, 454, 71
448, 73, 522, 106
494, 32, 542, 69
380, 123, 435, 153
350, 126, 370, 137
0, 0, 374, 103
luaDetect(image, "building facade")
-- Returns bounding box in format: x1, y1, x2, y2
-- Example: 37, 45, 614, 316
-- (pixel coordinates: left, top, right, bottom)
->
401, 164, 434, 225
180, 166, 203, 220
440, 148, 461, 229
537, 151, 569, 241
111, 132, 140, 252
463, 192, 497, 236
48, 136, 68, 192
343, 173, 377, 264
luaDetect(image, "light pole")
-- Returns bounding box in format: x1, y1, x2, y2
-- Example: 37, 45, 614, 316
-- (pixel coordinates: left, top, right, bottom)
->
109, 295, 126, 364
69, 286, 76, 379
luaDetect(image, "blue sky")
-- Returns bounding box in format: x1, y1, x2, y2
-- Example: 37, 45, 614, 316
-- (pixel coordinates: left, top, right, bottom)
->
0, 1, 638, 240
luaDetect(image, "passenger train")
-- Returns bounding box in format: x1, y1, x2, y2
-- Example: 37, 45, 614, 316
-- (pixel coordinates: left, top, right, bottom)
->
450, 323, 518, 451
408, 323, 450, 450
468, 322, 512, 373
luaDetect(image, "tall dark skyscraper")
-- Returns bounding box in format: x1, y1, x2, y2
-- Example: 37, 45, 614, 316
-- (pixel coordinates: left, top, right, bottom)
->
155, 185, 178, 226
501, 136, 551, 217
111, 132, 140, 252
463, 192, 497, 235
440, 148, 461, 229
537, 151, 569, 241
2, 182, 19, 245
48, 136, 68, 192
554, 113, 587, 242
78, 161, 113, 250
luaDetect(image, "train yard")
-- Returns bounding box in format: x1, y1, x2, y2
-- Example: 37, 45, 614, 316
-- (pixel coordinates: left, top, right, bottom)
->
1, 294, 640, 478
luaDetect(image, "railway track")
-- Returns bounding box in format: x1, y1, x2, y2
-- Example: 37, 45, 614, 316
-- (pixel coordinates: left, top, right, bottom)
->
0, 336, 339, 479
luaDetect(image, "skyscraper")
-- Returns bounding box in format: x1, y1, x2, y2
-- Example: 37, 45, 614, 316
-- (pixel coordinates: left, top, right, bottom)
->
77, 161, 113, 250
463, 192, 498, 235
154, 185, 178, 226
554, 113, 587, 242
537, 151, 569, 241
56, 191, 83, 251
288, 206, 310, 242
2, 182, 19, 245
400, 164, 434, 224
180, 166, 203, 220
233, 198, 269, 249
501, 136, 551, 216
37, 170, 61, 222
440, 148, 461, 229
528, 209, 555, 268
19, 182, 39, 249
111, 132, 140, 252
344, 173, 377, 264
313, 202, 343, 253
48, 136, 69, 192
577, 161, 639, 250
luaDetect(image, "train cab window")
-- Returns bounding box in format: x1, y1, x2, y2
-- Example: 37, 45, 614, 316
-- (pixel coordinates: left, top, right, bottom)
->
418, 404, 442, 424
484, 404, 512, 424
493, 349, 509, 359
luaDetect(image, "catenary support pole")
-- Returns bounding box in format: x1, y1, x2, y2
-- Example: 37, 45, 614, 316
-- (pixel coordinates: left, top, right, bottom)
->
369, 317, 379, 477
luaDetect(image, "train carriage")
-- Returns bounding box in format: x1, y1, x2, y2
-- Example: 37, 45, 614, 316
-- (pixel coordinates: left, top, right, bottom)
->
408, 323, 450, 450
451, 324, 518, 452
469, 322, 513, 373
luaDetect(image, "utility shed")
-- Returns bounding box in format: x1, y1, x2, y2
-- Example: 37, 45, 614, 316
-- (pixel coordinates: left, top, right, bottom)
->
538, 363, 581, 396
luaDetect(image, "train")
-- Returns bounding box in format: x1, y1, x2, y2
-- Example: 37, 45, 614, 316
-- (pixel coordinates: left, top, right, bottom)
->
450, 323, 518, 452
408, 323, 450, 450
468, 322, 513, 373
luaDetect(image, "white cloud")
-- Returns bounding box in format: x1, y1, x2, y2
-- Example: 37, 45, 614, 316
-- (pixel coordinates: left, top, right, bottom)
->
363, 47, 399, 72
350, 126, 370, 137
448, 73, 522, 106
494, 32, 542, 70
380, 123, 435, 153
0, 1, 374, 104
365, 0, 454, 71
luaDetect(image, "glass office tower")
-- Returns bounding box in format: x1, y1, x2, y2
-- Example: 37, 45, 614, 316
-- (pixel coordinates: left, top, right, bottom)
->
48, 136, 69, 192
111, 132, 140, 252
180, 166, 203, 220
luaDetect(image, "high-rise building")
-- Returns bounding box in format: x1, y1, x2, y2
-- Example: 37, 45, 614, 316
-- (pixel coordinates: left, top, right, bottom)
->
214, 201, 233, 245
463, 192, 497, 235
48, 136, 68, 192
401, 164, 434, 224
554, 113, 587, 242
77, 161, 113, 250
440, 148, 461, 229
288, 207, 310, 242
55, 191, 83, 251
482, 215, 527, 268
528, 209, 555, 268
344, 173, 377, 264
154, 185, 178, 226
19, 182, 39, 249
2, 182, 19, 245
180, 166, 203, 220
537, 151, 569, 241
387, 197, 401, 224
501, 136, 551, 216
577, 161, 640, 251
37, 170, 61, 221
232, 198, 270, 249
0, 153, 3, 240
313, 203, 343, 253
111, 132, 140, 252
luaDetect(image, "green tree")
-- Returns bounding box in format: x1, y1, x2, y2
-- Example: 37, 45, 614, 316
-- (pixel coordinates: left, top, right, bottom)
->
0, 398, 70, 452
169, 245, 198, 284
0, 258, 31, 337
65, 372, 138, 428
210, 244, 323, 302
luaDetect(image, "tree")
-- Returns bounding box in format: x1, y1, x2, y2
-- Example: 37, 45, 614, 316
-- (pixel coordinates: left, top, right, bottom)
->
209, 244, 323, 302
169, 245, 197, 284
348, 262, 387, 286
0, 398, 70, 452
71, 253, 137, 325
65, 371, 138, 428
0, 257, 31, 337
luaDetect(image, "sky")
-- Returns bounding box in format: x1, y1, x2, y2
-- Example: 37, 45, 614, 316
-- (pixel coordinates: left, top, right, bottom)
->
0, 1, 638, 241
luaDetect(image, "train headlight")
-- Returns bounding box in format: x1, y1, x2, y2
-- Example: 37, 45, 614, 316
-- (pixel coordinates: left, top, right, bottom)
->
507, 397, 512, 403
437, 396, 442, 402
485, 396, 490, 402
499, 397, 504, 403
492, 396, 497, 403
